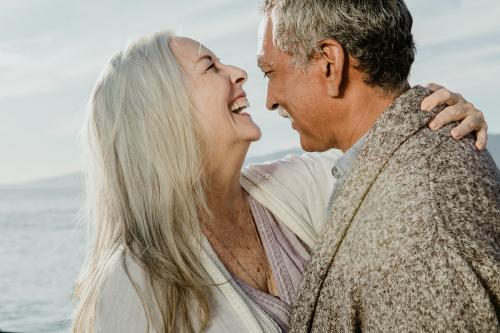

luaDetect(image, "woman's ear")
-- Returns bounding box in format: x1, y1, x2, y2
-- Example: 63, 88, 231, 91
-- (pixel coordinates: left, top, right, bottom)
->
319, 39, 345, 97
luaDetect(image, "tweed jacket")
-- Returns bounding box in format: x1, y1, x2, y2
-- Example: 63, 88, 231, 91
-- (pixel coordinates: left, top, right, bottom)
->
290, 86, 500, 332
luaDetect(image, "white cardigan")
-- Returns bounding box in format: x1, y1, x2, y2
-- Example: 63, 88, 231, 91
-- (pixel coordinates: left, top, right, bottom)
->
95, 149, 342, 333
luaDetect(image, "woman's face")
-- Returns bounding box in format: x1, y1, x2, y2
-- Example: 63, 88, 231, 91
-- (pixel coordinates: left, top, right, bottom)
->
170, 37, 261, 162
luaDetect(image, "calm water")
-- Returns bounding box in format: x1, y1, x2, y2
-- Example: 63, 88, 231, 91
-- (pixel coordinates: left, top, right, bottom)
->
0, 151, 300, 333
0, 187, 85, 333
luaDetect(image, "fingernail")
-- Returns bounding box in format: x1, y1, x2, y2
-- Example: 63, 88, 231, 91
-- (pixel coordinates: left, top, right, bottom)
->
429, 121, 438, 130
421, 102, 430, 111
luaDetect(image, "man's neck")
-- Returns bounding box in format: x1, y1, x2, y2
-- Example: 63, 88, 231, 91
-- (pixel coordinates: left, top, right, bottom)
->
336, 84, 408, 152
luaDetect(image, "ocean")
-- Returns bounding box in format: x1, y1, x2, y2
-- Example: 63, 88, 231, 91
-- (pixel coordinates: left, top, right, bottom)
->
0, 141, 498, 333
0, 186, 85, 333
0, 149, 303, 333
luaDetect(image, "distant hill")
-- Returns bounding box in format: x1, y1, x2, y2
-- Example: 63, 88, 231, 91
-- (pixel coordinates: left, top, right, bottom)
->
0, 173, 83, 190
13, 173, 84, 190
3, 135, 499, 190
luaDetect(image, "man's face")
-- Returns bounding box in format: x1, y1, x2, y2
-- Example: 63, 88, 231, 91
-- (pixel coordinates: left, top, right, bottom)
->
257, 16, 334, 152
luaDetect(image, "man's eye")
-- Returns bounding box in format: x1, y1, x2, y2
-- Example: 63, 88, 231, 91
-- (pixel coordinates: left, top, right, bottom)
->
263, 71, 271, 79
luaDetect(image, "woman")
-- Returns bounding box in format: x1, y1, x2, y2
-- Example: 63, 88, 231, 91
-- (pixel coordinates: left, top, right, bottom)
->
72, 31, 489, 333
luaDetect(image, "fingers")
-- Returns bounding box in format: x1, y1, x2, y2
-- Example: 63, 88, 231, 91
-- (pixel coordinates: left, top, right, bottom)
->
428, 103, 476, 130
421, 87, 463, 112
448, 113, 482, 139
475, 125, 488, 151
425, 83, 444, 92
435, 109, 488, 151
422, 84, 489, 150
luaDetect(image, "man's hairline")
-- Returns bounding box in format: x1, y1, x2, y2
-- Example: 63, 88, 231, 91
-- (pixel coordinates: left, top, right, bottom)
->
259, 3, 411, 93
257, 12, 277, 71
257, 11, 315, 71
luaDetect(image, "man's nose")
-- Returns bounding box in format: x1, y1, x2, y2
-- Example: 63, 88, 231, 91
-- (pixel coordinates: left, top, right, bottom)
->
266, 94, 279, 111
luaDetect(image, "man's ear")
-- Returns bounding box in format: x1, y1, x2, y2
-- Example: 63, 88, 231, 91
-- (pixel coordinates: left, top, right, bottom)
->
318, 39, 345, 97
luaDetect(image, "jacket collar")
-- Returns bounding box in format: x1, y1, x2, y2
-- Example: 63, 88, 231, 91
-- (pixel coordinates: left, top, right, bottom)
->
291, 85, 436, 331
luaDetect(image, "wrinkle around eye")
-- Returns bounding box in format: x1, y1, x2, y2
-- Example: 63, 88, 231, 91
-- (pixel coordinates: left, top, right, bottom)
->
204, 63, 215, 74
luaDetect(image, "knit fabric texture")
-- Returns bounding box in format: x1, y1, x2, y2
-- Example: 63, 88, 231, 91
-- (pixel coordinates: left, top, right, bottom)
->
290, 86, 500, 333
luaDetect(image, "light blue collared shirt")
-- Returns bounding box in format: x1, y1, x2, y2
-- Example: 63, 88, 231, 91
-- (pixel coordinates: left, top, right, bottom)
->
327, 134, 368, 213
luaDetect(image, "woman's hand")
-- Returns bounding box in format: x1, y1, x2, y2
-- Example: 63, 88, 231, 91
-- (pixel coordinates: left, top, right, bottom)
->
421, 83, 488, 150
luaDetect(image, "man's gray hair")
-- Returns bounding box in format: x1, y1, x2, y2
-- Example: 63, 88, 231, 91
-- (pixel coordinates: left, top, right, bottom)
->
262, 0, 416, 93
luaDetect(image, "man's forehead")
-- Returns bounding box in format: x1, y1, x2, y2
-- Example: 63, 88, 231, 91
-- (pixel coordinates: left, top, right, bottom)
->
257, 17, 268, 53
257, 16, 274, 68
257, 45, 274, 70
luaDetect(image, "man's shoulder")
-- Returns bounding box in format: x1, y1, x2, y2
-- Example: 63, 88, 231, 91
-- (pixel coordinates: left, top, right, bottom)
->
388, 121, 496, 175
401, 124, 500, 185
364, 124, 500, 227
432, 135, 500, 179
376, 126, 500, 248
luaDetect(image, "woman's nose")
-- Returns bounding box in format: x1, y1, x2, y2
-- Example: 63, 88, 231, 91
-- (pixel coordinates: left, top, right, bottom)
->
228, 65, 247, 85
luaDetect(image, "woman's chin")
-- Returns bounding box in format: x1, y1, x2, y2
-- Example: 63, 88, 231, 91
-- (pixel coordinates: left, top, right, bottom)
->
237, 123, 262, 142
249, 126, 262, 142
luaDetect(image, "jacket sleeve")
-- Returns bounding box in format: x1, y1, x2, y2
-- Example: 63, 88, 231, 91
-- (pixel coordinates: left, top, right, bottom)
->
241, 149, 342, 247
425, 137, 500, 323
365, 241, 499, 332
95, 253, 151, 333
367, 138, 500, 332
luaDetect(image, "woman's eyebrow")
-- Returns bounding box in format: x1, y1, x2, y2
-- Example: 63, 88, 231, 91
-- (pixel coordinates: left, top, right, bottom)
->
196, 54, 212, 63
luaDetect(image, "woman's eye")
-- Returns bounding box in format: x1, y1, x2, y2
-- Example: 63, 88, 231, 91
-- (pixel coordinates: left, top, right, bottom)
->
205, 63, 215, 73
263, 71, 271, 79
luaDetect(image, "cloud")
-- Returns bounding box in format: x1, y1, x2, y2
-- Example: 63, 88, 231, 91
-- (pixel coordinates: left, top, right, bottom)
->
0, 0, 499, 184
408, 0, 500, 132
409, 0, 500, 47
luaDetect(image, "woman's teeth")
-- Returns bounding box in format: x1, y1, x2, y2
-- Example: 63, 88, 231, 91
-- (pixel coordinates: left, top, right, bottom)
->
230, 97, 250, 114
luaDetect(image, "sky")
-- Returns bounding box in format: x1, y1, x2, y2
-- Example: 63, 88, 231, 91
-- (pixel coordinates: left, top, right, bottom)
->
0, 0, 499, 185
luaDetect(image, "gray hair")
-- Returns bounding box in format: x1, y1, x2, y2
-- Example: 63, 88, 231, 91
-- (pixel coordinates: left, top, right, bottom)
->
262, 0, 416, 93
72, 31, 211, 333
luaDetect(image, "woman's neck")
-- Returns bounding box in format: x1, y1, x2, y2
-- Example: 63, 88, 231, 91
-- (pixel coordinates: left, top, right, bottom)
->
204, 143, 250, 221
205, 167, 246, 222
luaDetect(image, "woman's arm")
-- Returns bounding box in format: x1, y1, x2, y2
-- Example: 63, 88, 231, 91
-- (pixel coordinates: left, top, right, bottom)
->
242, 149, 342, 247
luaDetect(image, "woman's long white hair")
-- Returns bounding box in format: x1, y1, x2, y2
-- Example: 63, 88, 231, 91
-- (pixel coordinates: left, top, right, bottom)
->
72, 31, 211, 333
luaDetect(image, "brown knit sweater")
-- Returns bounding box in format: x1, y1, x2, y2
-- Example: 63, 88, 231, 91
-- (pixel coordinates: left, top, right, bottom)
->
290, 86, 500, 332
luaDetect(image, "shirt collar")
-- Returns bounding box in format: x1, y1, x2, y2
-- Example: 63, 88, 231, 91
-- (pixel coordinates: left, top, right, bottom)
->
332, 134, 368, 179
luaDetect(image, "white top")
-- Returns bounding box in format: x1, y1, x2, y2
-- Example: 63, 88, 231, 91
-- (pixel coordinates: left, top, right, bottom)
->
94, 149, 342, 332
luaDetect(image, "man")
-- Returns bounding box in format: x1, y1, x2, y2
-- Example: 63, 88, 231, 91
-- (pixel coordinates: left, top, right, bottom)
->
258, 0, 500, 332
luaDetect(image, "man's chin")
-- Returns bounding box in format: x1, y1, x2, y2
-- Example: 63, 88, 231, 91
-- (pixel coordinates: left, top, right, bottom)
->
299, 136, 330, 153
